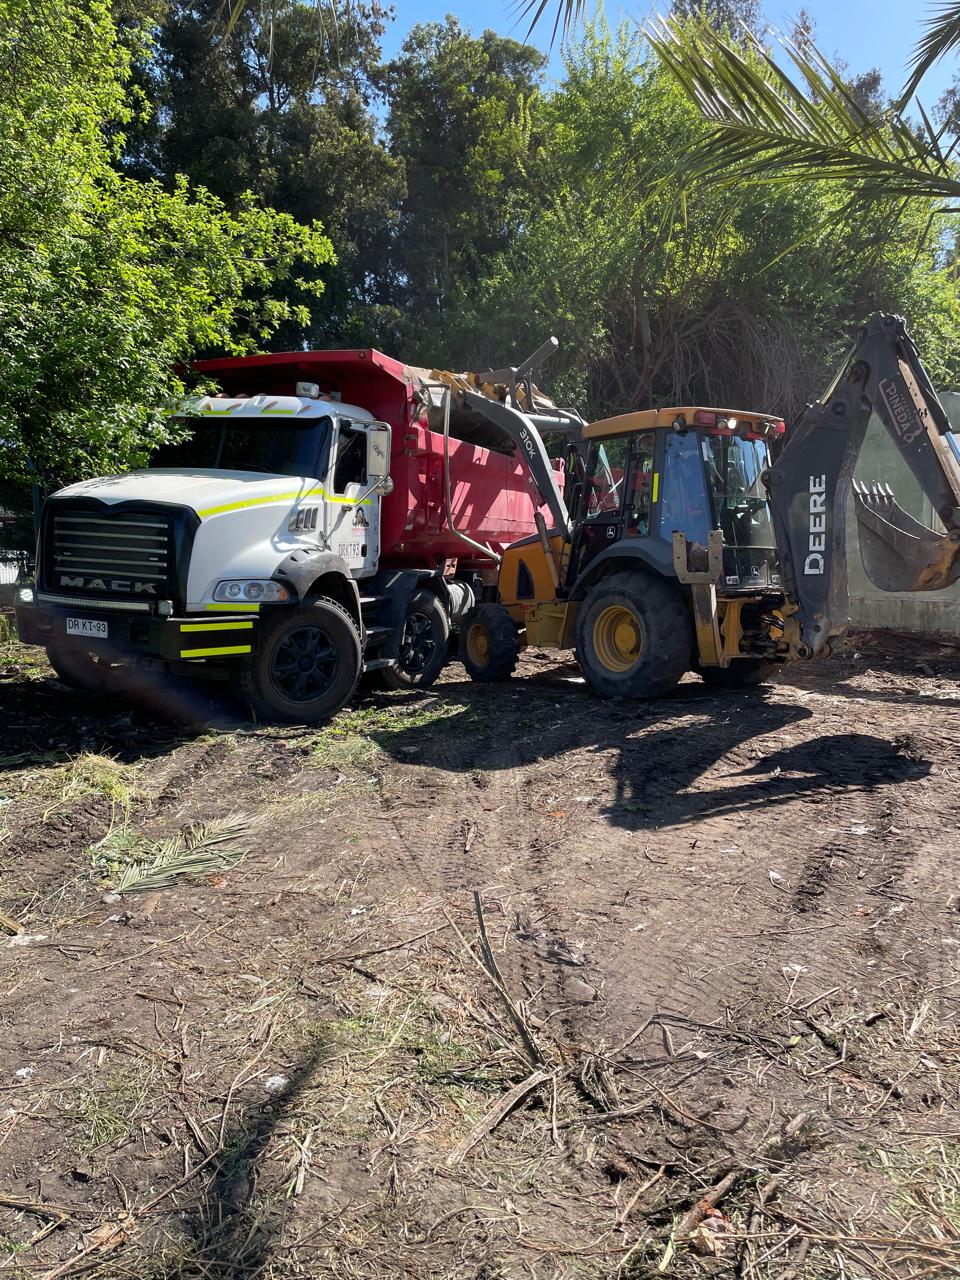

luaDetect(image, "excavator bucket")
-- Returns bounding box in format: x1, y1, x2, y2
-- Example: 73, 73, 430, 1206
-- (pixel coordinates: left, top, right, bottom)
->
853, 480, 960, 593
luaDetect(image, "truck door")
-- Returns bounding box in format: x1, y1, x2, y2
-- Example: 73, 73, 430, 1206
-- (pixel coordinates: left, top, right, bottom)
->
324, 418, 381, 577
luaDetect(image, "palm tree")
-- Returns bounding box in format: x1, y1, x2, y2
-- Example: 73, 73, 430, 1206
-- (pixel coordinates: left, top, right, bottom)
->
524, 3, 960, 205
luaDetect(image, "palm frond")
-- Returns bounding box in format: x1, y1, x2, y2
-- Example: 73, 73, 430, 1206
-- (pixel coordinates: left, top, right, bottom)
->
642, 15, 960, 204
901, 2, 960, 105
512, 0, 587, 43
94, 814, 253, 893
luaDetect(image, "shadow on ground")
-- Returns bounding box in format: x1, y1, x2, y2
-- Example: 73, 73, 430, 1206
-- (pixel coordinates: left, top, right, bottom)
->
362, 672, 932, 832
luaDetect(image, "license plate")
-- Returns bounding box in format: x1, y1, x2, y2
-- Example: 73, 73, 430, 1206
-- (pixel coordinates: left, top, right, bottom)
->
66, 617, 109, 639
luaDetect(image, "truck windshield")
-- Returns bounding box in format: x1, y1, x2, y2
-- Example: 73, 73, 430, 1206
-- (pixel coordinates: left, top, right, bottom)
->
154, 416, 333, 477
702, 435, 775, 550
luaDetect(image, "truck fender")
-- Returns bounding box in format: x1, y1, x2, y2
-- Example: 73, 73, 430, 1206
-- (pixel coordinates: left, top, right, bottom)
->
276, 549, 362, 629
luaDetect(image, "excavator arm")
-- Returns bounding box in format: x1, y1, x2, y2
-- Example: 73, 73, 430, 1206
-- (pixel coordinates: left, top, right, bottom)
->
766, 313, 960, 657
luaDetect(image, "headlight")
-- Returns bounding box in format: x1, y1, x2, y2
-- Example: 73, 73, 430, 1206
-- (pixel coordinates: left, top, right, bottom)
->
16, 585, 35, 605
213, 579, 291, 603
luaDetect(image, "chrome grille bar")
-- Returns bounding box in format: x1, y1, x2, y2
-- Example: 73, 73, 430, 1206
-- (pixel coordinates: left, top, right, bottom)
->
49, 509, 173, 597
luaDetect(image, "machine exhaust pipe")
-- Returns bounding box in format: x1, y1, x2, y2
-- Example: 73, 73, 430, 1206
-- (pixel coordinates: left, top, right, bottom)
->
853, 480, 960, 593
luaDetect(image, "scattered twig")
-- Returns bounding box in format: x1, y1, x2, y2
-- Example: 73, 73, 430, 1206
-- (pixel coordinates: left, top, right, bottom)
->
313, 922, 450, 968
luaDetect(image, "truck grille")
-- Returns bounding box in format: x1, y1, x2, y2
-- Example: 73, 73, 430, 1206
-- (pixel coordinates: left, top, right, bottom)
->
46, 509, 174, 600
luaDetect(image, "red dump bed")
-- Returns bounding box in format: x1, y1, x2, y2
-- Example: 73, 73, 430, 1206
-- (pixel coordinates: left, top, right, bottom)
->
193, 348, 562, 569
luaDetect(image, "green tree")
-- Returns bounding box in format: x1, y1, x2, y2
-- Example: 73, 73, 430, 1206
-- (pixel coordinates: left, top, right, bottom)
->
445, 23, 960, 421
0, 0, 334, 485
124, 0, 403, 346
379, 19, 545, 350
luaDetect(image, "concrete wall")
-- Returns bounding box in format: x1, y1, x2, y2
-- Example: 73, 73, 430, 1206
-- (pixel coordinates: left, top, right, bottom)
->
845, 393, 960, 632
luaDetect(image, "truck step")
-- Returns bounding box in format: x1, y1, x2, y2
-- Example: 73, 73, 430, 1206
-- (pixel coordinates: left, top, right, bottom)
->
363, 657, 395, 671
364, 625, 393, 640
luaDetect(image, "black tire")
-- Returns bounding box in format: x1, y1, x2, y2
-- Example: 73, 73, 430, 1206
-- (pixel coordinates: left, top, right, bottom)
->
241, 598, 362, 724
379, 590, 450, 690
575, 570, 691, 699
698, 660, 780, 689
46, 642, 128, 695
460, 604, 520, 683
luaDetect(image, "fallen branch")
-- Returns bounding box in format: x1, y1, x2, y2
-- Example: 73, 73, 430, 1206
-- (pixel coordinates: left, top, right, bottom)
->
0, 910, 23, 935
446, 1068, 554, 1166
555, 1098, 653, 1130
443, 899, 545, 1068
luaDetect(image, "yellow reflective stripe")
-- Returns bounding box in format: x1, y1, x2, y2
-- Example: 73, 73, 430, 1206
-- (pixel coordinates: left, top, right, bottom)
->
179, 621, 254, 633
197, 486, 369, 518
179, 644, 252, 658
260, 408, 296, 415
204, 602, 261, 612
652, 472, 660, 503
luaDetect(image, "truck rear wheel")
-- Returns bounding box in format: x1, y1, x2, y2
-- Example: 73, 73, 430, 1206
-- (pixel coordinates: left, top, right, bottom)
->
576, 571, 691, 699
698, 660, 780, 689
379, 590, 450, 690
461, 604, 519, 683
46, 642, 128, 695
241, 598, 361, 724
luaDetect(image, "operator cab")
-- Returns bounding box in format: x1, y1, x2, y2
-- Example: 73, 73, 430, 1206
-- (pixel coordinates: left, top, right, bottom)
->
571, 406, 786, 594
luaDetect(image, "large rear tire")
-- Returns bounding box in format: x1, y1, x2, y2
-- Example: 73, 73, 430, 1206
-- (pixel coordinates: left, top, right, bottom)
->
461, 604, 519, 683
241, 598, 362, 724
378, 590, 450, 690
698, 660, 780, 689
575, 571, 691, 699
46, 643, 129, 695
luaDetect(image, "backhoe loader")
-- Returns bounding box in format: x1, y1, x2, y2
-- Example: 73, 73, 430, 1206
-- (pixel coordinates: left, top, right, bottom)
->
456, 313, 960, 694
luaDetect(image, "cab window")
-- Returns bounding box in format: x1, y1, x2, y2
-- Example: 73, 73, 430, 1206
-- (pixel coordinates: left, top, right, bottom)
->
581, 437, 629, 521
580, 432, 655, 534
333, 422, 367, 492
624, 432, 655, 536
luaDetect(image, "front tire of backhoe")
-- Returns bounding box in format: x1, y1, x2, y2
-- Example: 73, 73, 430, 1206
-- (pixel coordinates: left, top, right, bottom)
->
575, 571, 691, 699
461, 604, 519, 682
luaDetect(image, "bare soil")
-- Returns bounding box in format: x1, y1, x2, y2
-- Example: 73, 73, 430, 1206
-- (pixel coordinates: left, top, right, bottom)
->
0, 629, 958, 1279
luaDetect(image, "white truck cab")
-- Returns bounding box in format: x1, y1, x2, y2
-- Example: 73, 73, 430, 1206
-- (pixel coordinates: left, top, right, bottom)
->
15, 393, 416, 723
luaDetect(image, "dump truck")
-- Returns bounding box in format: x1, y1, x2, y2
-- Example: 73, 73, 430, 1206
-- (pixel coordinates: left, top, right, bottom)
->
457, 314, 960, 693
13, 344, 581, 721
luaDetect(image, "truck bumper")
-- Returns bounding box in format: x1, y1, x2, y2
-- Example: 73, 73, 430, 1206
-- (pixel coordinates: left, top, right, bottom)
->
15, 596, 260, 663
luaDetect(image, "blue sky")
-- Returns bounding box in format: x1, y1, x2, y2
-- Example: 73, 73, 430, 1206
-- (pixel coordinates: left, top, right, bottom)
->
380, 2, 957, 109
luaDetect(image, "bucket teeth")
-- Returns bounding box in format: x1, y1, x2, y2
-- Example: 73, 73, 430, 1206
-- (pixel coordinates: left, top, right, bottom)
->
853, 481, 960, 592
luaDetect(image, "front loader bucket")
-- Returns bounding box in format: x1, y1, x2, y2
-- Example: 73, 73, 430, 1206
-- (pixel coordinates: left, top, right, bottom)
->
853, 480, 960, 592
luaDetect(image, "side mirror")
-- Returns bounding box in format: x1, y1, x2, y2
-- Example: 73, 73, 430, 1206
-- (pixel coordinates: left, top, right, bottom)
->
367, 423, 391, 482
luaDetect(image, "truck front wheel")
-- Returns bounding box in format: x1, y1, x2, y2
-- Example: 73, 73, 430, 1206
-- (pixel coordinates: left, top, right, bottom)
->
46, 642, 128, 695
379, 590, 450, 690
242, 598, 361, 724
461, 604, 520, 682
575, 571, 691, 699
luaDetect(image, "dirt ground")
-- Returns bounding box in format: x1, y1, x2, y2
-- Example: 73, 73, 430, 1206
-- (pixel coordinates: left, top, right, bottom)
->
0, 628, 959, 1279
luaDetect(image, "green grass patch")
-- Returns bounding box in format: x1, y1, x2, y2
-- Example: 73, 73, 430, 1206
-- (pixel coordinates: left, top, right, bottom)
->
310, 698, 464, 770
70, 1062, 155, 1154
